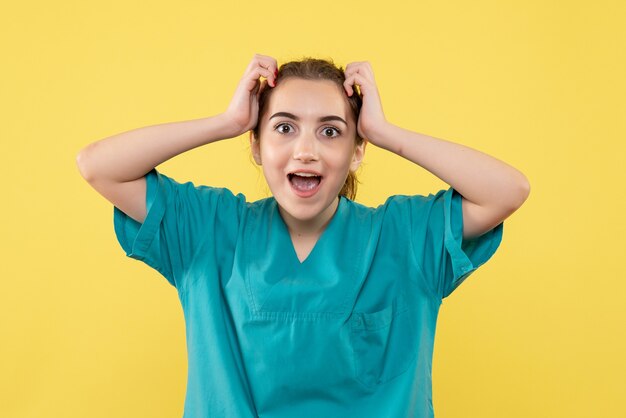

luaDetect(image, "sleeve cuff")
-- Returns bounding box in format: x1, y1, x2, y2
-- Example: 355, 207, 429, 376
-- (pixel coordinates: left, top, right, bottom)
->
113, 168, 169, 277
442, 187, 504, 297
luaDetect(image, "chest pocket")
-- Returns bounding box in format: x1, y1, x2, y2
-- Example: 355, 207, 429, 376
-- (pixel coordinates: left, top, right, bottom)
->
349, 292, 418, 388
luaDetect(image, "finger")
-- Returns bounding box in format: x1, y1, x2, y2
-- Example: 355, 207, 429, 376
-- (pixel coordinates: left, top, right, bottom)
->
344, 61, 368, 75
344, 71, 365, 96
344, 73, 358, 96
343, 74, 353, 96
345, 63, 374, 84
260, 63, 278, 87
250, 53, 276, 68
343, 62, 358, 80
343, 64, 358, 96
245, 55, 278, 84
251, 66, 276, 87
254, 54, 279, 80
254, 53, 278, 68
344, 72, 368, 97
344, 61, 364, 72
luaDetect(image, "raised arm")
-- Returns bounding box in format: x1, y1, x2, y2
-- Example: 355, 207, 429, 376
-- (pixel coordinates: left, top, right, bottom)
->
76, 53, 279, 223
76, 114, 238, 223
343, 61, 530, 239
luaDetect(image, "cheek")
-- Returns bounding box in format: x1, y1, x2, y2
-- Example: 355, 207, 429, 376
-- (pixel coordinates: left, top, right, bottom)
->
263, 144, 286, 161
329, 144, 356, 167
260, 144, 290, 172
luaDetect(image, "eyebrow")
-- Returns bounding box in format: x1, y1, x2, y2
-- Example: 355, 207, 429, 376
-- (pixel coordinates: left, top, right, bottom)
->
269, 111, 347, 126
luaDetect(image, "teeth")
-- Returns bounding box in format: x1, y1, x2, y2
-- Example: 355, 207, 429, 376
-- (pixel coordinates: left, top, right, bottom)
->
292, 172, 319, 177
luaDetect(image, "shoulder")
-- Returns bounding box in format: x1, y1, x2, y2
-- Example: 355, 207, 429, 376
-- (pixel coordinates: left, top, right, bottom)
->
157, 169, 250, 207
383, 190, 446, 208
349, 191, 447, 218
244, 195, 275, 214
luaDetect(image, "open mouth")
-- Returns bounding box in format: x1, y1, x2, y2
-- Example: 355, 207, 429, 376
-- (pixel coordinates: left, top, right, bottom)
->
287, 172, 323, 196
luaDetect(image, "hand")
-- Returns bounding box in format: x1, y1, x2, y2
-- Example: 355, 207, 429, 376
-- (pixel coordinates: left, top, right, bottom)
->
223, 53, 278, 137
343, 61, 389, 144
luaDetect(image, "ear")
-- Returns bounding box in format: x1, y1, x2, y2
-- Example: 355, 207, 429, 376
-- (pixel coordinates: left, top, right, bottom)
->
349, 139, 367, 172
249, 131, 262, 165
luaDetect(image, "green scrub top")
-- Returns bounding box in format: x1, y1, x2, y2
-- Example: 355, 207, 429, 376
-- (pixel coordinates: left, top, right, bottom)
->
113, 168, 504, 418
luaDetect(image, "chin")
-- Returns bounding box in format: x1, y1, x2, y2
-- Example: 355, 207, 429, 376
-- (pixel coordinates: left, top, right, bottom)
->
280, 199, 320, 220
275, 193, 330, 220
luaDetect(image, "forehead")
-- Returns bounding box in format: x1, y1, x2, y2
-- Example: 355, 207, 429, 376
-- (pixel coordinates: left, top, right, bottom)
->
268, 78, 348, 119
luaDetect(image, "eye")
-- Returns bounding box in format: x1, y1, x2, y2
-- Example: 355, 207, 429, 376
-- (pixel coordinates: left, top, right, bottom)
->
274, 122, 294, 134
322, 126, 342, 138
274, 123, 342, 138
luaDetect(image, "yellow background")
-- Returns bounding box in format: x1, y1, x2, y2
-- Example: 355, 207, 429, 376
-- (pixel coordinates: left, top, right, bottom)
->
2, 0, 624, 417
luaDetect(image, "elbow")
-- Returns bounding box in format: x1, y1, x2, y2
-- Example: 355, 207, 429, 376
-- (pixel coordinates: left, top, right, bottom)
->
521, 175, 531, 198
76, 146, 94, 182
513, 177, 531, 209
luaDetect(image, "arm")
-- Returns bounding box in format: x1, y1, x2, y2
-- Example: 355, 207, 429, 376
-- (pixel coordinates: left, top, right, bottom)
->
342, 62, 530, 240
75, 114, 236, 183
76, 53, 280, 223
370, 122, 530, 240
75, 114, 238, 223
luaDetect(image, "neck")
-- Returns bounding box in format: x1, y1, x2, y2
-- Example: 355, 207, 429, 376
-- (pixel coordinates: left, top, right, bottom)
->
278, 196, 340, 237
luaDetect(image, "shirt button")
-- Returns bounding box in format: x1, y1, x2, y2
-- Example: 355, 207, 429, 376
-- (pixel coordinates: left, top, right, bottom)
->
355, 317, 362, 326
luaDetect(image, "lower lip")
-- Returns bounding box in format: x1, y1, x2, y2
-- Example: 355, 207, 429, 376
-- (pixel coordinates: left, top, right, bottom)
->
288, 176, 323, 198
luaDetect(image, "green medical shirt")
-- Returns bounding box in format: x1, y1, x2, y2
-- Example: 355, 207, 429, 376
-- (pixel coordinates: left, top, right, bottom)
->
113, 168, 504, 418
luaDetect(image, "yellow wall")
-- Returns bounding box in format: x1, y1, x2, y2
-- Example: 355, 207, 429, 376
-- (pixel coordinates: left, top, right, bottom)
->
2, 1, 624, 417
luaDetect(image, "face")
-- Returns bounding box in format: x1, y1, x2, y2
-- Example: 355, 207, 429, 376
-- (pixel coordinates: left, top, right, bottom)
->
250, 78, 365, 226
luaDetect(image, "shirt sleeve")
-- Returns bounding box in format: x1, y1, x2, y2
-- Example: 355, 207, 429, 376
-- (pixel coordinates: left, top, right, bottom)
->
407, 187, 504, 300
112, 168, 246, 290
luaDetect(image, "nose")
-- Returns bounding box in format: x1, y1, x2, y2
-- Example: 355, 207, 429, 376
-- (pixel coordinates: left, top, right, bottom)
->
292, 133, 318, 162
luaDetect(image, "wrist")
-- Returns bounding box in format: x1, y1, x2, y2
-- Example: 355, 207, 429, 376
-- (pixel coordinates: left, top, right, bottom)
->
214, 112, 246, 139
366, 120, 395, 148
